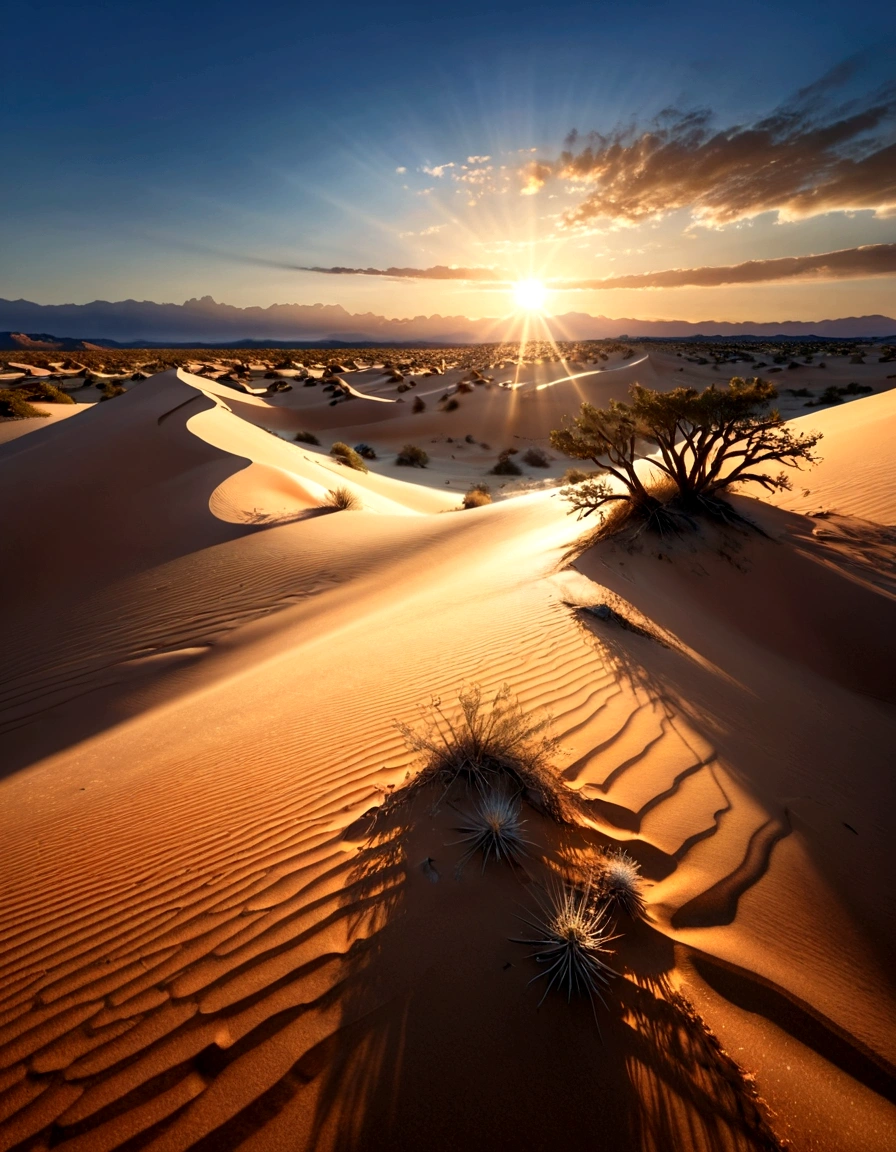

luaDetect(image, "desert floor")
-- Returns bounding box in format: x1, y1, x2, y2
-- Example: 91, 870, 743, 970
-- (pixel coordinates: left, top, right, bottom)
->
1, 346, 895, 1151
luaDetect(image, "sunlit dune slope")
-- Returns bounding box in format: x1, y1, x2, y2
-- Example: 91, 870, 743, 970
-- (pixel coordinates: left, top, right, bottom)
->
0, 366, 894, 1151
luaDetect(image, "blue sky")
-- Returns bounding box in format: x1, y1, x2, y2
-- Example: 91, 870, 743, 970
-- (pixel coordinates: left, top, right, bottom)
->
1, 0, 894, 321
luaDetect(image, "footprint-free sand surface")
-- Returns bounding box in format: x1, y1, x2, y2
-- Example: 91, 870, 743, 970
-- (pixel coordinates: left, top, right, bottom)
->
1, 354, 894, 1151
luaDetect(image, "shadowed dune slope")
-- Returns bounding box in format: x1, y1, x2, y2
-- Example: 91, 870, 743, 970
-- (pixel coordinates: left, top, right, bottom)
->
0, 368, 894, 1151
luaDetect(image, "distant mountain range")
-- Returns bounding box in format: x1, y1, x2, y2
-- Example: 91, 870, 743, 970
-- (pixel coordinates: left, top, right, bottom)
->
1, 296, 894, 347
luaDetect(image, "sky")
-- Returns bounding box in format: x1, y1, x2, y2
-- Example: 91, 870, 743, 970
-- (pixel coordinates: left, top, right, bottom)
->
1, 0, 895, 324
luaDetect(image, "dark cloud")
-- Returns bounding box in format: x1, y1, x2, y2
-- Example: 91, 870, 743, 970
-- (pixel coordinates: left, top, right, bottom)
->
544, 72, 896, 227
300, 264, 506, 280
553, 243, 896, 290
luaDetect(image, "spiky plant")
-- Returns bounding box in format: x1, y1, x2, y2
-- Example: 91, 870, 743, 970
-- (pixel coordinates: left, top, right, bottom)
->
454, 791, 529, 874
514, 877, 617, 1018
596, 848, 645, 919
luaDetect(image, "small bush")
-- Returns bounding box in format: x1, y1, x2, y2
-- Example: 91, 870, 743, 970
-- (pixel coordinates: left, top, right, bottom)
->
330, 441, 368, 472
98, 382, 126, 401
455, 381, 475, 394
455, 791, 528, 874
412, 396, 426, 414
490, 451, 522, 476
398, 683, 569, 821
462, 485, 492, 508
595, 849, 645, 919
522, 446, 551, 468
396, 443, 429, 467
294, 430, 321, 445
323, 486, 360, 511
443, 397, 460, 412
0, 389, 48, 419
562, 468, 596, 485
354, 442, 377, 459
23, 381, 75, 405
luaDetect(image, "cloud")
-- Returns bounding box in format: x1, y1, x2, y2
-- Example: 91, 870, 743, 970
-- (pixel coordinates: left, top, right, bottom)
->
520, 161, 552, 196
467, 154, 491, 163
550, 243, 896, 289
397, 224, 446, 238
533, 69, 896, 226
301, 264, 507, 281
395, 166, 407, 174
422, 162, 455, 178
298, 243, 895, 288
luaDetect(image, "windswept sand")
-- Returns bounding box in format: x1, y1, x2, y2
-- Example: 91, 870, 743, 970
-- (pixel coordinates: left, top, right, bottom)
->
0, 359, 894, 1151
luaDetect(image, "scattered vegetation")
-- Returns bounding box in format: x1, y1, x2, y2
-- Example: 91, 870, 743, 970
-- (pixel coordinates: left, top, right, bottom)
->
443, 397, 460, 411
396, 443, 429, 467
522, 446, 551, 468
17, 380, 75, 405
552, 379, 822, 534
354, 442, 377, 459
322, 485, 360, 511
805, 382, 873, 407
329, 441, 368, 472
98, 381, 126, 401
294, 430, 321, 445
412, 396, 426, 414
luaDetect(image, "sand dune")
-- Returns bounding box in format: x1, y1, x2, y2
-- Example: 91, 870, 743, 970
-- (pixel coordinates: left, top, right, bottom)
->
1, 355, 894, 1151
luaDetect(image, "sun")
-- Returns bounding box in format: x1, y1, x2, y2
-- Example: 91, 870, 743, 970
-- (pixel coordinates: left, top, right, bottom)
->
513, 278, 548, 312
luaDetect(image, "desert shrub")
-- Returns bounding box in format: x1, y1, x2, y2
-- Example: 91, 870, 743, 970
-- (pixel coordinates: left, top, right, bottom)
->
443, 397, 460, 411
397, 683, 570, 821
412, 396, 426, 414
396, 382, 410, 393
522, 446, 551, 468
98, 382, 126, 401
551, 379, 822, 531
843, 382, 873, 395
354, 442, 377, 459
819, 386, 844, 405
0, 389, 48, 419
513, 875, 617, 1016
396, 443, 429, 467
465, 433, 476, 443
303, 377, 318, 386
462, 484, 492, 508
595, 849, 645, 918
323, 486, 360, 511
22, 381, 75, 404
562, 468, 596, 485
455, 791, 529, 873
455, 380, 475, 394
294, 430, 321, 445
329, 441, 368, 472
490, 451, 522, 476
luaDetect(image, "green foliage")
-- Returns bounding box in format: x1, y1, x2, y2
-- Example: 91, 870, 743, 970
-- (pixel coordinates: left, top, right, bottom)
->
329, 441, 368, 472
0, 389, 48, 419
20, 380, 75, 404
396, 443, 429, 467
551, 379, 822, 527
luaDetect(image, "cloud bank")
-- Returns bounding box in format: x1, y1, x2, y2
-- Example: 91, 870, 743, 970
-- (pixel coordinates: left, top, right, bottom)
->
302, 244, 896, 289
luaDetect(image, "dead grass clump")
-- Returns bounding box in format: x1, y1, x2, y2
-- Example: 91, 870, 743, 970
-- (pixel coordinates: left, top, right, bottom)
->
522, 446, 551, 468
330, 441, 368, 472
396, 443, 429, 467
294, 430, 321, 445
397, 684, 570, 821
462, 485, 492, 509
323, 486, 361, 511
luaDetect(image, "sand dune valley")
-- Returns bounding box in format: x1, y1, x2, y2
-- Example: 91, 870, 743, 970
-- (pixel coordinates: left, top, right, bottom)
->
0, 337, 893, 1152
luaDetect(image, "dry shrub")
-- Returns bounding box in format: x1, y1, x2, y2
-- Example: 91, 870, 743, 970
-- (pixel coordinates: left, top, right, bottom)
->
396, 443, 429, 467
330, 441, 368, 472
462, 485, 492, 509
412, 396, 426, 414
397, 684, 572, 821
490, 450, 522, 476
522, 446, 551, 467
323, 486, 360, 511
0, 389, 48, 419
294, 430, 321, 445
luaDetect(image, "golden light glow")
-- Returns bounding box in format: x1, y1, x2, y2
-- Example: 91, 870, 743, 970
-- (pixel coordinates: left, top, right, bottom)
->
513, 278, 548, 312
